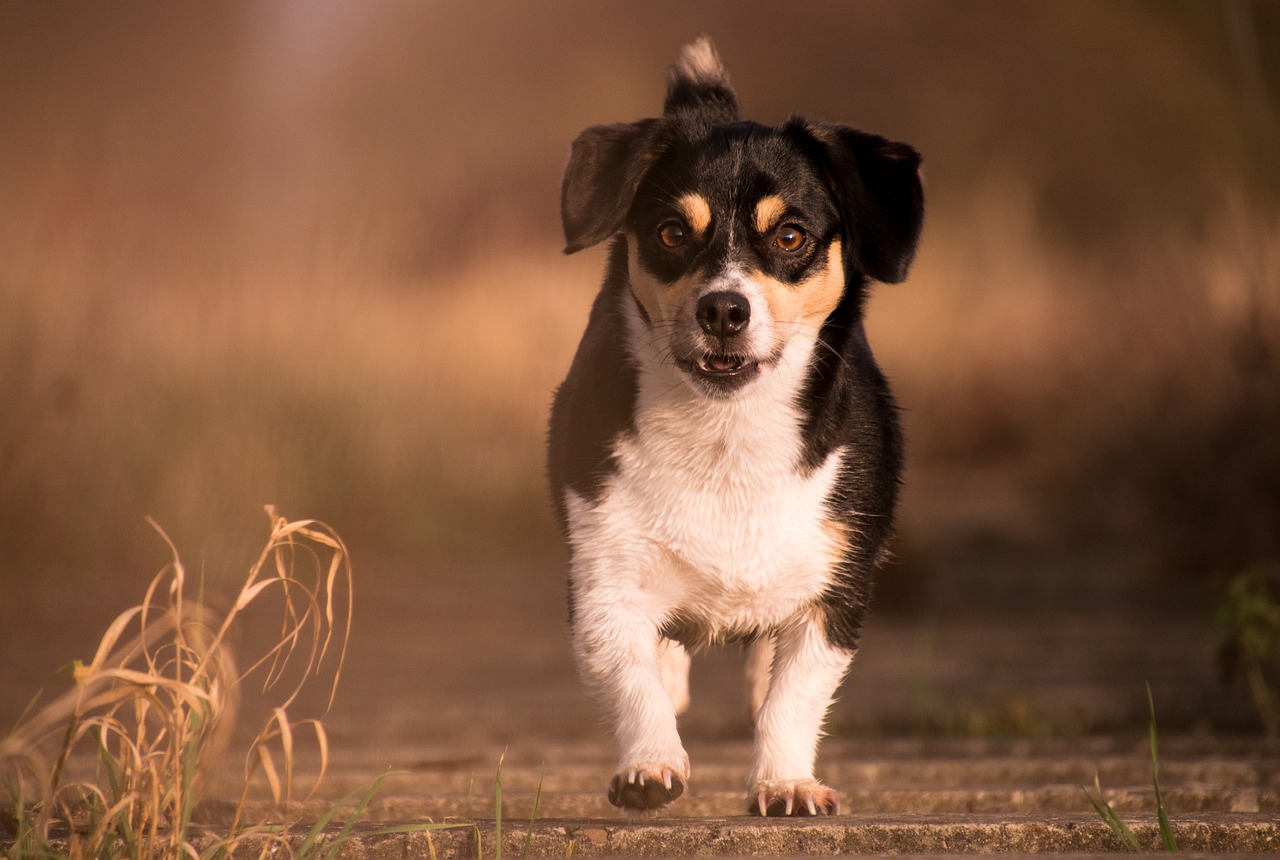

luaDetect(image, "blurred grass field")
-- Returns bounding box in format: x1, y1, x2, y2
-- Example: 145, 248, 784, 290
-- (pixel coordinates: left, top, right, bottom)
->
0, 0, 1277, 617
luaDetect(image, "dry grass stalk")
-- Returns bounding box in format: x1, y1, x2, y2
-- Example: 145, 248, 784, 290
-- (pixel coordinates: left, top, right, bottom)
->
1, 505, 353, 858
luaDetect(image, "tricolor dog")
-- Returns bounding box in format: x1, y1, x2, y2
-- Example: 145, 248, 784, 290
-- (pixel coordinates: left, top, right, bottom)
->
547, 37, 924, 816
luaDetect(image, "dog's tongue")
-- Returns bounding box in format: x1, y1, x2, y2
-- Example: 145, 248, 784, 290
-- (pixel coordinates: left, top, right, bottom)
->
708, 356, 738, 372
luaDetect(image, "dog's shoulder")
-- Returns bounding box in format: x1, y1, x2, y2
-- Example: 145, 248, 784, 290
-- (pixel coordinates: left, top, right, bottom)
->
547, 240, 636, 527
799, 300, 902, 472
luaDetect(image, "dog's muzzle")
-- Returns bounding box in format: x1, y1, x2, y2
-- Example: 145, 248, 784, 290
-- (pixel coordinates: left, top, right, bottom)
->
696, 291, 751, 339
678, 290, 762, 393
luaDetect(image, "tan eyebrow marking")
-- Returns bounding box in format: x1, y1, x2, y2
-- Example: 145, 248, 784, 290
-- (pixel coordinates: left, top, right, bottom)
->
676, 193, 712, 236
754, 195, 788, 234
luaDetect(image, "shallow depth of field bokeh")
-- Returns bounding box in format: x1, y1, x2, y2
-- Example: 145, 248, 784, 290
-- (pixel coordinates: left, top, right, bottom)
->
1, 2, 1278, 738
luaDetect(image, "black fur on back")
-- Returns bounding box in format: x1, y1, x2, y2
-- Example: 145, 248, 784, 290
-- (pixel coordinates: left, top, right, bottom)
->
546, 239, 637, 535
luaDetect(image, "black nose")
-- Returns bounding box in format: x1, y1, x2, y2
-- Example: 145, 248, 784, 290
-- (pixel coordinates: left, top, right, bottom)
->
695, 291, 751, 338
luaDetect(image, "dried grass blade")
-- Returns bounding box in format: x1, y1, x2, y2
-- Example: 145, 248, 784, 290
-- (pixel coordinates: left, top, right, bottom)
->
3, 507, 358, 860
256, 744, 282, 806
272, 707, 295, 808
294, 522, 340, 549
83, 607, 146, 678
91, 667, 214, 697
495, 751, 505, 860
318, 546, 352, 711
232, 578, 281, 614
296, 718, 330, 801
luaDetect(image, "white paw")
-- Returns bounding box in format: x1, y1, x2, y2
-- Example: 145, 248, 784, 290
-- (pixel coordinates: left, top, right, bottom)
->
748, 778, 840, 816
608, 756, 690, 812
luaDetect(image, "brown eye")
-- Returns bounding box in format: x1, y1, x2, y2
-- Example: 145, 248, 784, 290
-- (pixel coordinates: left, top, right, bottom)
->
774, 224, 807, 253
657, 220, 686, 249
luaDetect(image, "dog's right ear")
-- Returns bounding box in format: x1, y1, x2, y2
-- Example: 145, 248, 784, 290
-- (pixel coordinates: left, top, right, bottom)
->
561, 119, 662, 254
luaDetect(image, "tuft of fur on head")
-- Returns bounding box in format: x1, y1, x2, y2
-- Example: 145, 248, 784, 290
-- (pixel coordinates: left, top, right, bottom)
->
664, 35, 740, 122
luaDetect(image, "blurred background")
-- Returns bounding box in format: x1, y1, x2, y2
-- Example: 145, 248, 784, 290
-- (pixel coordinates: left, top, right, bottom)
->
1, 1, 1278, 746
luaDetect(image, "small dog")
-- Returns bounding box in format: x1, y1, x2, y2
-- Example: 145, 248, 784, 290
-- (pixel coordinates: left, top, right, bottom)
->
547, 37, 923, 816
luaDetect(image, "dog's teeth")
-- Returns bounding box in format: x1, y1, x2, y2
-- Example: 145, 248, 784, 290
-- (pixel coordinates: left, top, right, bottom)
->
638, 772, 646, 787
628, 769, 638, 785
664, 771, 673, 790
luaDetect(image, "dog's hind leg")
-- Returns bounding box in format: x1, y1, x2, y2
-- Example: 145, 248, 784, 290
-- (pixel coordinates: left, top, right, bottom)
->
744, 635, 774, 720
657, 638, 692, 716
746, 608, 851, 816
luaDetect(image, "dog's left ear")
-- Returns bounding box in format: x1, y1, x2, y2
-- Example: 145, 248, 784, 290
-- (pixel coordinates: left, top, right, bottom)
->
561, 119, 662, 254
787, 120, 924, 284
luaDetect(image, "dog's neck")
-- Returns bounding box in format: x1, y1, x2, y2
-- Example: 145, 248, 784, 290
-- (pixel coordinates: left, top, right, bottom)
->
620, 288, 822, 476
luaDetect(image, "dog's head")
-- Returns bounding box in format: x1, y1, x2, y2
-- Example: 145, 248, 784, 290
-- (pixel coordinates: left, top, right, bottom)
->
561, 37, 924, 398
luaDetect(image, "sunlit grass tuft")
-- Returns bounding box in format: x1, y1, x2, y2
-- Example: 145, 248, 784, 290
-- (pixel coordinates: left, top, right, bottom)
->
1, 506, 354, 858
1083, 684, 1178, 853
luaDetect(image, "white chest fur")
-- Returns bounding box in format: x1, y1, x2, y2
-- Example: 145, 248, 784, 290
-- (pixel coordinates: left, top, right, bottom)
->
564, 299, 847, 639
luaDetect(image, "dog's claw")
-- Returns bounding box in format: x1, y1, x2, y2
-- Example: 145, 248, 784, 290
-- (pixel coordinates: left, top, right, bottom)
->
749, 780, 839, 817
609, 765, 686, 812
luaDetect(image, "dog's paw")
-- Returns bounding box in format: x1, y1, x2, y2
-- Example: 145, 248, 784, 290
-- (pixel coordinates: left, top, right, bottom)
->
607, 765, 686, 812
748, 779, 840, 816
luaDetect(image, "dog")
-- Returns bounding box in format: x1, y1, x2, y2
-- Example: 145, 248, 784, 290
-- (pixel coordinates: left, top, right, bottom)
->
547, 36, 923, 816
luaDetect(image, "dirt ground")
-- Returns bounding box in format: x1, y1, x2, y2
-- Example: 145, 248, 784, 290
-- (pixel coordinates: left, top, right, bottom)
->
1, 548, 1260, 786
4, 545, 1278, 857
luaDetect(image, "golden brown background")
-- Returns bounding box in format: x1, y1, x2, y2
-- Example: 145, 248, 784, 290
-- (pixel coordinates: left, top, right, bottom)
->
1, 2, 1277, 737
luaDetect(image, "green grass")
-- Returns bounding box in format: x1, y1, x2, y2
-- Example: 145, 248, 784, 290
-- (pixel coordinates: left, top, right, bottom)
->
1215, 560, 1280, 736
522, 768, 545, 860
1083, 684, 1178, 852
357, 757, 541, 860
495, 752, 504, 860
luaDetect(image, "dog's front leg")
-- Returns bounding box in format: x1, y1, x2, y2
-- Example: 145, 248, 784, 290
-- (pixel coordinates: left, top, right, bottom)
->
747, 607, 852, 816
571, 575, 690, 813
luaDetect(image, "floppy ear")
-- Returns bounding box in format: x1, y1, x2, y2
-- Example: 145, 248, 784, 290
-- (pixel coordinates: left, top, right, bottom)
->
560, 119, 662, 254
788, 120, 924, 284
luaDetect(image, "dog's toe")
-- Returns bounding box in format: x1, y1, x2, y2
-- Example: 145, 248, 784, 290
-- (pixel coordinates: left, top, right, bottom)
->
608, 767, 686, 811
748, 779, 839, 816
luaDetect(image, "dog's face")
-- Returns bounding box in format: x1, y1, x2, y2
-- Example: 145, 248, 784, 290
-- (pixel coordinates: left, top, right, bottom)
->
623, 127, 850, 396
561, 41, 923, 399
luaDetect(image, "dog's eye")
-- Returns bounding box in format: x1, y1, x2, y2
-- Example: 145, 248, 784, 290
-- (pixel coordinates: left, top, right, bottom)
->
774, 225, 807, 253
657, 220, 687, 249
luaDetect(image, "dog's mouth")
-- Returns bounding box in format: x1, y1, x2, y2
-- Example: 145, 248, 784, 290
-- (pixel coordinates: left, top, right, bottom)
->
678, 351, 762, 392
697, 353, 755, 376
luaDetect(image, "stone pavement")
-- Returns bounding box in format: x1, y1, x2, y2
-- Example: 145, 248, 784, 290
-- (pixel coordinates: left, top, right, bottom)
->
185, 554, 1277, 856
200, 735, 1277, 855
6, 559, 1279, 855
